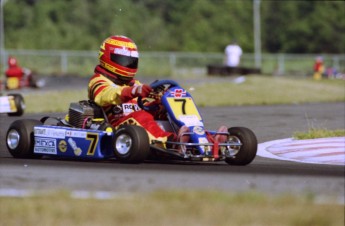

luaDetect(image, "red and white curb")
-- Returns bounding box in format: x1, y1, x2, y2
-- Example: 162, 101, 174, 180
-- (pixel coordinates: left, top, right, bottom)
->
258, 137, 345, 165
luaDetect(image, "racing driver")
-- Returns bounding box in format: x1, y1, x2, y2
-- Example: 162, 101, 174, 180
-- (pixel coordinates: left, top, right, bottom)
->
5, 56, 31, 89
88, 35, 227, 152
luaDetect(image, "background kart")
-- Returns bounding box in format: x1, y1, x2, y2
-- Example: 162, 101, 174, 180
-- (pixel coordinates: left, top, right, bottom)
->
4, 69, 45, 90
6, 80, 257, 165
0, 93, 25, 116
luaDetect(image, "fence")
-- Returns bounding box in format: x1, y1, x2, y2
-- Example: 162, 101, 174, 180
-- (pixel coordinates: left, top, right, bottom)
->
1, 49, 344, 79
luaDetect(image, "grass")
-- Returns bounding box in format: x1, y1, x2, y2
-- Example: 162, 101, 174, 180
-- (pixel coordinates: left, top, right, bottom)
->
293, 128, 345, 140
292, 111, 345, 139
188, 76, 345, 107
0, 190, 344, 226
22, 75, 345, 113
24, 90, 88, 113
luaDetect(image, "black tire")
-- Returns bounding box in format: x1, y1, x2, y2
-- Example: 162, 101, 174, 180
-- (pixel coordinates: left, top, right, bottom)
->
29, 75, 45, 88
225, 127, 257, 166
6, 119, 43, 158
7, 94, 25, 116
113, 125, 150, 163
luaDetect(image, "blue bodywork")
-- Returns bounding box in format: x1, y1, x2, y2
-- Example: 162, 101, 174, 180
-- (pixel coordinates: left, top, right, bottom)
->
161, 86, 215, 155
33, 125, 114, 159
32, 80, 219, 159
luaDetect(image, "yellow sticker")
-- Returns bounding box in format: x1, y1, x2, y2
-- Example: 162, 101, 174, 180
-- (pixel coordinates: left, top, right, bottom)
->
167, 97, 201, 120
58, 140, 67, 152
8, 96, 16, 111
7, 77, 19, 89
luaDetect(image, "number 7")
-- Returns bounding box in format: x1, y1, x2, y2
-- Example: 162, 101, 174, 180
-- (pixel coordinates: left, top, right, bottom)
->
174, 99, 186, 114
86, 133, 99, 156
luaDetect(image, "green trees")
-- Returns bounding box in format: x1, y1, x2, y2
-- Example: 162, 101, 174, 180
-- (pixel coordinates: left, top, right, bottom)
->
262, 1, 345, 53
4, 0, 345, 53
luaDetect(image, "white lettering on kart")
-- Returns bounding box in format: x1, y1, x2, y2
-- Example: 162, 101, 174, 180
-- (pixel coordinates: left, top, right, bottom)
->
34, 138, 57, 154
122, 103, 140, 115
0, 96, 13, 113
34, 127, 66, 139
66, 130, 87, 138
178, 115, 203, 127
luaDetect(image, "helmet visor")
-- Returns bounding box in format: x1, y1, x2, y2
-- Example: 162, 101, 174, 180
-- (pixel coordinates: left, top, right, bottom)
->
110, 53, 138, 69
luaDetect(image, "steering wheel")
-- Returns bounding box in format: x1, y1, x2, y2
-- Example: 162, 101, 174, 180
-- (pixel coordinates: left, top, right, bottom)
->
137, 80, 180, 111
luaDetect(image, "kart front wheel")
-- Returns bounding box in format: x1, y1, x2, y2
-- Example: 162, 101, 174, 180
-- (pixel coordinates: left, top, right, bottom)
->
6, 119, 42, 158
225, 127, 257, 166
113, 125, 150, 163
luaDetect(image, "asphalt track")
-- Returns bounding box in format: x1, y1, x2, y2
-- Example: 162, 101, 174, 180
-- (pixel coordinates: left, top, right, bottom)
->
0, 76, 344, 203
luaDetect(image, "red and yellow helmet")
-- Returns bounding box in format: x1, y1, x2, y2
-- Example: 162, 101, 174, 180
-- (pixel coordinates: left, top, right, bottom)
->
99, 35, 139, 81
8, 56, 18, 67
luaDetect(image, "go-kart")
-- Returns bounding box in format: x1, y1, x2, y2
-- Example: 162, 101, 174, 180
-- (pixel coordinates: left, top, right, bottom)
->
5, 69, 45, 90
6, 80, 257, 165
0, 93, 25, 116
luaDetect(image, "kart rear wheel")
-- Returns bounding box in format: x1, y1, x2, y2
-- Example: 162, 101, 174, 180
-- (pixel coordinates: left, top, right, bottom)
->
6, 119, 43, 158
225, 127, 257, 166
113, 125, 150, 163
7, 94, 25, 116
30, 76, 45, 88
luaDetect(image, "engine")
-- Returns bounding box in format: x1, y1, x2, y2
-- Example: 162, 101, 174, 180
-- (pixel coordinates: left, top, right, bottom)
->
68, 100, 103, 128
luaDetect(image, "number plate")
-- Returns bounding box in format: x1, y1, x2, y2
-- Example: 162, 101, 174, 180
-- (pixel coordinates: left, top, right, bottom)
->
167, 97, 201, 120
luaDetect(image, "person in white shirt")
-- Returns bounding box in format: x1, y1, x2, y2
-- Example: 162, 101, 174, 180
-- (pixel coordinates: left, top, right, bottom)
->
224, 41, 242, 67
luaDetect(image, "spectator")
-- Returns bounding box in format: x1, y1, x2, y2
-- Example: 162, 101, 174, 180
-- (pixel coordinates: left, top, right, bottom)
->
224, 40, 243, 67
313, 56, 324, 80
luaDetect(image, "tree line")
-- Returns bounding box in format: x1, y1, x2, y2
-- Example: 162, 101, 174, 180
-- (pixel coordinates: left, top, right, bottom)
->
4, 0, 345, 53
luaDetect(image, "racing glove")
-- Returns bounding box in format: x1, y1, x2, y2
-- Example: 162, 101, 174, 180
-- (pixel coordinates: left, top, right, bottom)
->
121, 84, 152, 102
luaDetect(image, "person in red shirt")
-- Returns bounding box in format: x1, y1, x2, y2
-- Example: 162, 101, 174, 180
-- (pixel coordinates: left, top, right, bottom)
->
313, 56, 324, 80
5, 56, 31, 89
